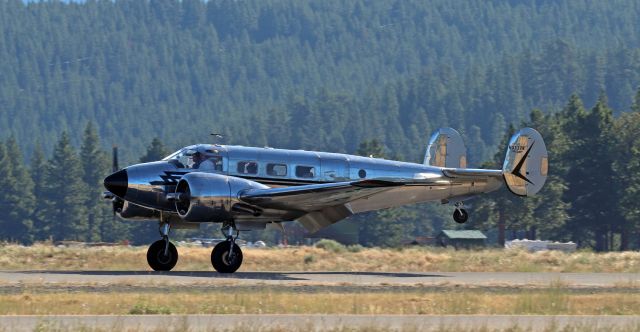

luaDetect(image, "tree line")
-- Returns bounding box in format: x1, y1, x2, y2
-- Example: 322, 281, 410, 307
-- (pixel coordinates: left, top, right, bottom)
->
1, 1, 639, 162
1, 88, 640, 250
1, 0, 640, 249
0, 124, 149, 244
474, 91, 640, 251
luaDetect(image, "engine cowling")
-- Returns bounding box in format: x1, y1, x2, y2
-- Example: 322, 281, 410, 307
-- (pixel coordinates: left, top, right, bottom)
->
174, 172, 268, 222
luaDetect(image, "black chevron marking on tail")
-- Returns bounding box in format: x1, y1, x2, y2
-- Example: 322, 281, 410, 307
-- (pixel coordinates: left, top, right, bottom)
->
512, 141, 534, 185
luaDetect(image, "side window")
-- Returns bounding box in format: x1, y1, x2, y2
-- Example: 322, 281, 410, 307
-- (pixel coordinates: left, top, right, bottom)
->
196, 155, 223, 171
266, 163, 287, 177
237, 161, 258, 175
295, 165, 315, 178
212, 156, 223, 171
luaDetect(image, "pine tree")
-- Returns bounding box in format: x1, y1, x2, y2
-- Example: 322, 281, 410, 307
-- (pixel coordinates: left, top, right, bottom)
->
140, 138, 170, 163
0, 144, 11, 240
612, 111, 640, 250
0, 137, 36, 243
356, 139, 386, 158
632, 87, 640, 113
526, 109, 569, 240
80, 123, 110, 242
44, 132, 89, 241
557, 95, 590, 245
563, 95, 618, 250
30, 143, 49, 241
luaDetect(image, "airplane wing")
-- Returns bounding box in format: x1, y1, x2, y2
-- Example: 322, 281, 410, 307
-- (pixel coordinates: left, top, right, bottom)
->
239, 179, 417, 233
239, 179, 405, 212
240, 170, 503, 232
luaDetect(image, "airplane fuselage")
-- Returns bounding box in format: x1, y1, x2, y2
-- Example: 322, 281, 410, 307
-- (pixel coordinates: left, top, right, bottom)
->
102, 128, 547, 273
106, 144, 504, 226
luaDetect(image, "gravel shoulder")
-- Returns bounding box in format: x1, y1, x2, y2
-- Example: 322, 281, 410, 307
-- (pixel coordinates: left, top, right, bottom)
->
0, 270, 637, 290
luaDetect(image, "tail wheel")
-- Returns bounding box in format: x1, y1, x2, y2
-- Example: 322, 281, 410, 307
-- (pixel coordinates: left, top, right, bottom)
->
147, 240, 178, 271
453, 208, 469, 224
211, 241, 243, 273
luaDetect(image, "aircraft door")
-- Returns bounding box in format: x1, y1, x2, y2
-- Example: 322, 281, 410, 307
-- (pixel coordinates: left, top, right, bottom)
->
320, 158, 349, 182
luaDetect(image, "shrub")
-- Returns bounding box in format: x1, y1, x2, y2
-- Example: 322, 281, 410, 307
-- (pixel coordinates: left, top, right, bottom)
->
314, 239, 346, 253
303, 254, 315, 264
346, 244, 364, 253
128, 303, 172, 315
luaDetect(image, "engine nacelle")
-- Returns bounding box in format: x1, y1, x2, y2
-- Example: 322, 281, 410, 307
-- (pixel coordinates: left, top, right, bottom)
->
174, 172, 267, 222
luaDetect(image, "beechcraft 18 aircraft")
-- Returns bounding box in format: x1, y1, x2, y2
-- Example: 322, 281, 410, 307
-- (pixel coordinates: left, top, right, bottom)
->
103, 127, 547, 273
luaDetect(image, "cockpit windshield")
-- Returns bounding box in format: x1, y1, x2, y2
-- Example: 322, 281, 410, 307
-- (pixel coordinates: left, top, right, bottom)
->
162, 146, 223, 171
162, 149, 184, 161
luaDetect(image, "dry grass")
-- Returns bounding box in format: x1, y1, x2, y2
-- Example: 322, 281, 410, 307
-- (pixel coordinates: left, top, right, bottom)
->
0, 243, 638, 273
0, 288, 638, 315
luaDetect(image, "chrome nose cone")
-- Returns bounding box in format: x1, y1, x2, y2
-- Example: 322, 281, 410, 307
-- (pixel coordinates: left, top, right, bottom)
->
104, 169, 128, 198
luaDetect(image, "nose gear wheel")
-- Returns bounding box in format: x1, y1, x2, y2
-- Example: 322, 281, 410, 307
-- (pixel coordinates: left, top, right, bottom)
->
147, 240, 178, 271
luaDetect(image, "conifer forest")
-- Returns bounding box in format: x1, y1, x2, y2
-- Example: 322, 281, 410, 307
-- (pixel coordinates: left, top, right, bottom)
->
1, 0, 640, 250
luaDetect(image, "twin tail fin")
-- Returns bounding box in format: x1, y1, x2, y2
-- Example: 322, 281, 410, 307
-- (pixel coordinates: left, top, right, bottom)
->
425, 127, 548, 197
502, 128, 548, 196
424, 127, 467, 168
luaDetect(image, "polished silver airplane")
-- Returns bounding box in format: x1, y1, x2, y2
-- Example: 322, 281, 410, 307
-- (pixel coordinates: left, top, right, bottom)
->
103, 127, 547, 273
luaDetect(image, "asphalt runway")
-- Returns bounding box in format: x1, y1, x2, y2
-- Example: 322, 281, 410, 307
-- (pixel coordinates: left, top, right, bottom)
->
0, 314, 638, 331
0, 270, 638, 289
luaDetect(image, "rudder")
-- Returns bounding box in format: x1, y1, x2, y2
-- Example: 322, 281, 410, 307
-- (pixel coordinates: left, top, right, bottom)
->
502, 128, 548, 196
424, 128, 467, 168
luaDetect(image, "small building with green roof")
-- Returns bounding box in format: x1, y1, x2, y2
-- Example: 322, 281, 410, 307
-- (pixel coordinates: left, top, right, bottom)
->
436, 230, 487, 249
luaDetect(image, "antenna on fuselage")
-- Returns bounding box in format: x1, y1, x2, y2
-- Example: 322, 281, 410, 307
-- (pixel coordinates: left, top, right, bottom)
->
210, 133, 224, 144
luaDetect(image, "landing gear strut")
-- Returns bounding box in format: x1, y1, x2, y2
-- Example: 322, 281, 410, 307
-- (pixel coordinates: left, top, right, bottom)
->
453, 202, 469, 224
211, 222, 243, 273
147, 222, 178, 271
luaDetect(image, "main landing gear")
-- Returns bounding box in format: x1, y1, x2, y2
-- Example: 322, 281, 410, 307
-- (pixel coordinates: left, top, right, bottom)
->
453, 202, 469, 224
145, 221, 244, 273
211, 222, 243, 273
147, 222, 178, 271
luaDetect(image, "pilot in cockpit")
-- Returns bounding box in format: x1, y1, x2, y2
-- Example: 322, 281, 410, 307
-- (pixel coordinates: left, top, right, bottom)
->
189, 152, 202, 168
190, 152, 210, 169
190, 151, 223, 171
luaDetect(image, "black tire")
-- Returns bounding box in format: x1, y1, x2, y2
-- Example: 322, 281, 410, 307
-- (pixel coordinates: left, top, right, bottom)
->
147, 239, 178, 271
211, 241, 243, 273
453, 209, 469, 224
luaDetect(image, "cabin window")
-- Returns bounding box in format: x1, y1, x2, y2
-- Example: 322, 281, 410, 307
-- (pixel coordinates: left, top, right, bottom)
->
237, 161, 258, 175
266, 163, 287, 177
295, 165, 316, 178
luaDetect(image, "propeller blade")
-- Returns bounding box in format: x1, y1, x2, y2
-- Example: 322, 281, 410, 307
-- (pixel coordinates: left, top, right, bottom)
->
112, 145, 119, 172
109, 145, 122, 221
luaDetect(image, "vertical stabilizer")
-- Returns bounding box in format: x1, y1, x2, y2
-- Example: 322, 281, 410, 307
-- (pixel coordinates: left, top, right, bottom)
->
424, 128, 467, 168
502, 128, 548, 196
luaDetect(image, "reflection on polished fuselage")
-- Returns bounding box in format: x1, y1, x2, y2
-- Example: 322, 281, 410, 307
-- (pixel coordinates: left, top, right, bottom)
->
102, 128, 547, 273
105, 144, 503, 225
